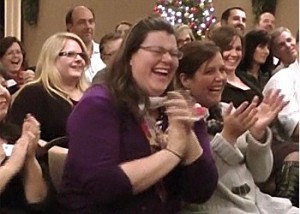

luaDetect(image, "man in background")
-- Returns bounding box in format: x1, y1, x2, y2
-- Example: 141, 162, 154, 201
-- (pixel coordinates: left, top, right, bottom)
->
221, 7, 247, 34
99, 32, 123, 67
270, 27, 298, 74
256, 12, 276, 33
65, 5, 106, 83
264, 30, 299, 140
92, 32, 123, 84
115, 21, 132, 37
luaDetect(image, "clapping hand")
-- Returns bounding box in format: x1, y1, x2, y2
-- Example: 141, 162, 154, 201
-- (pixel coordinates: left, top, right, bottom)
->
250, 89, 288, 140
164, 90, 197, 158
22, 114, 41, 158
221, 97, 259, 145
22, 70, 35, 84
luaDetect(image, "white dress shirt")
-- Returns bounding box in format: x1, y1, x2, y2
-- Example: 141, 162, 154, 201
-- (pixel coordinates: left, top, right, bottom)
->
263, 59, 299, 136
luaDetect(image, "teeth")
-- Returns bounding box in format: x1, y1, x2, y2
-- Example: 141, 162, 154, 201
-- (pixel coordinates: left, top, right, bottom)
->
227, 59, 237, 63
154, 69, 168, 74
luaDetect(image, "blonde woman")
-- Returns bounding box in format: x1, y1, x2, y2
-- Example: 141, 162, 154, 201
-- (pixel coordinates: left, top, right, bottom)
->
9, 32, 89, 143
174, 24, 196, 48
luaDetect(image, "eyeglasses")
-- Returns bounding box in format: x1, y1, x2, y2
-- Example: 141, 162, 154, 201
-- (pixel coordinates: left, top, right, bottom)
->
177, 37, 192, 44
140, 46, 183, 60
58, 51, 88, 61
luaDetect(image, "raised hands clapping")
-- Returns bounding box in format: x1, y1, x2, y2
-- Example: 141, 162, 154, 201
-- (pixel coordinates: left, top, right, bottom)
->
250, 89, 288, 140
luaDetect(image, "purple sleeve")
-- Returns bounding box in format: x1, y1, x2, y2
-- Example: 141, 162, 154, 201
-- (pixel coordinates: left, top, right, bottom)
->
64, 86, 132, 204
179, 120, 218, 203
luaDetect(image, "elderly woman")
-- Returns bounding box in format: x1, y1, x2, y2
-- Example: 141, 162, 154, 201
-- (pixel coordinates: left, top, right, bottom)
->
58, 16, 218, 213
0, 36, 35, 94
8, 32, 89, 143
175, 40, 298, 213
0, 64, 48, 213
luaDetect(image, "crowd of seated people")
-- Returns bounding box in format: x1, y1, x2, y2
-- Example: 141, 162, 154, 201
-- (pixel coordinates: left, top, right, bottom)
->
0, 3, 298, 213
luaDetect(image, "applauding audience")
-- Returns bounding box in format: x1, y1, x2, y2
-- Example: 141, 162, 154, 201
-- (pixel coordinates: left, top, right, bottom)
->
175, 40, 298, 213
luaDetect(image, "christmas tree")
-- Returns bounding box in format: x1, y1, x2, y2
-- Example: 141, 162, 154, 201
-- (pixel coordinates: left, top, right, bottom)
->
153, 0, 216, 40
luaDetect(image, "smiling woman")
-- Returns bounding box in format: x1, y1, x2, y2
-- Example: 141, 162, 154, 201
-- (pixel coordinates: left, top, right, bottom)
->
0, 36, 35, 94
8, 32, 89, 143
58, 16, 218, 213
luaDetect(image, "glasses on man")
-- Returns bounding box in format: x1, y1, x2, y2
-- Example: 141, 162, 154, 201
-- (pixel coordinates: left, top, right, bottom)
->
139, 46, 183, 60
58, 51, 88, 62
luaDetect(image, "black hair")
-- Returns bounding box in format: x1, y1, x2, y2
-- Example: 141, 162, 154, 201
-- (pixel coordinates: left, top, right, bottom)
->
239, 29, 273, 76
221, 7, 245, 22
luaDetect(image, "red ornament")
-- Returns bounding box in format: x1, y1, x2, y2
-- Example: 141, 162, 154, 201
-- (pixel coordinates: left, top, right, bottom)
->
190, 22, 195, 28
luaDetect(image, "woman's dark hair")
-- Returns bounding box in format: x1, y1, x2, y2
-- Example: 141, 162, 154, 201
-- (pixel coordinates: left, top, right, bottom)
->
210, 26, 244, 55
0, 36, 27, 68
175, 40, 220, 86
238, 29, 273, 75
175, 41, 224, 135
104, 16, 175, 111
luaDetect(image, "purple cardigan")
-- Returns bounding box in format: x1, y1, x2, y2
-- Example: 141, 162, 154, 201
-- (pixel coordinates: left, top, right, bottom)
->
58, 85, 217, 214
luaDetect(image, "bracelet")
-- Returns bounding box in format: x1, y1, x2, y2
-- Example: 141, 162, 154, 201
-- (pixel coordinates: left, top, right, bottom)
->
164, 148, 183, 160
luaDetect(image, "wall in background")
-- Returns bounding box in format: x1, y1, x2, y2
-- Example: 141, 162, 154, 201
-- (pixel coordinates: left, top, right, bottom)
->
22, 0, 299, 66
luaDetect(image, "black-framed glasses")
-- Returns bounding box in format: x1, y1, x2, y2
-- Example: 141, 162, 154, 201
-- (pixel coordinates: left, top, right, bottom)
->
140, 46, 183, 60
58, 51, 88, 61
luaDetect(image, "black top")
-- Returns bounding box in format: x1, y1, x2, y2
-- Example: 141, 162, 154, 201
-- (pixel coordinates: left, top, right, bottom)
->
9, 83, 76, 142
221, 82, 261, 108
236, 69, 270, 92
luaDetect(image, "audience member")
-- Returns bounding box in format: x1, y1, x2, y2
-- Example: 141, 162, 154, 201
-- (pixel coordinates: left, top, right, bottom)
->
212, 26, 299, 207
0, 36, 35, 94
220, 7, 247, 34
210, 26, 258, 106
205, 21, 221, 40
65, 5, 106, 83
176, 40, 298, 213
0, 65, 48, 212
237, 29, 273, 90
256, 12, 276, 33
9, 32, 89, 143
270, 27, 298, 74
99, 32, 123, 67
174, 24, 195, 48
58, 16, 218, 213
115, 21, 132, 36
264, 30, 299, 140
92, 32, 123, 84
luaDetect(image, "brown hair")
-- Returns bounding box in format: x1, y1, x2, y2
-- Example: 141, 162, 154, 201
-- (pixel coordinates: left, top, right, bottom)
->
175, 41, 220, 88
210, 26, 244, 54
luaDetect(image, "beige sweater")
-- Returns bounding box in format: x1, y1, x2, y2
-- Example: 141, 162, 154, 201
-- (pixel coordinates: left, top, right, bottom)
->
180, 128, 298, 214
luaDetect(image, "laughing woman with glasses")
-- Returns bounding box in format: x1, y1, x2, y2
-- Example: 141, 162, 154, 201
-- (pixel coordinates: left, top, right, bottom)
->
0, 36, 36, 94
58, 16, 218, 213
8, 32, 89, 144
